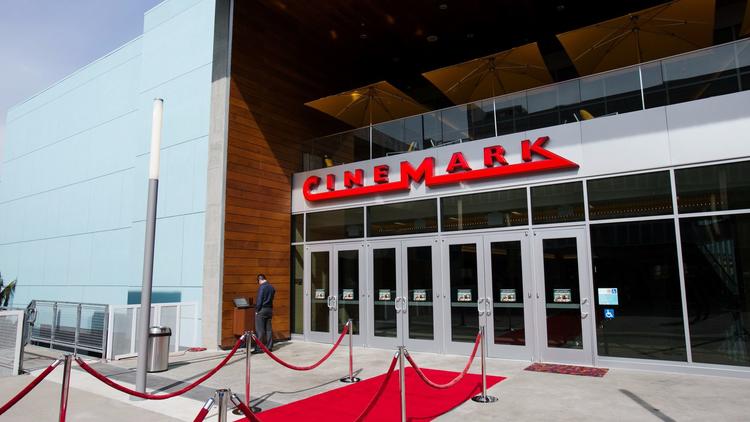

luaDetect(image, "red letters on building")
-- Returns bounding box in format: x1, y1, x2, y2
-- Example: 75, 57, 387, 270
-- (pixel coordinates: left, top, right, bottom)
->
302, 136, 577, 202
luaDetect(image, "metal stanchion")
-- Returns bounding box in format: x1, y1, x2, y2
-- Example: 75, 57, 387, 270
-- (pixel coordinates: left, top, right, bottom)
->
216, 389, 229, 422
58, 354, 72, 422
471, 326, 498, 403
234, 332, 260, 415
340, 319, 360, 383
398, 346, 406, 422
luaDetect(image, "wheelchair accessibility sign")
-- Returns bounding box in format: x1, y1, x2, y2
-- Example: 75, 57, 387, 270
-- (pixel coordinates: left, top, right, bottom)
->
604, 308, 615, 320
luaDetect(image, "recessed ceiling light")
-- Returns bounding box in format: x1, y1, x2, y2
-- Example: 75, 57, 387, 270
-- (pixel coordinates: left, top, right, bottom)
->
360, 33, 368, 39
466, 33, 474, 39
427, 35, 438, 42
439, 3, 448, 10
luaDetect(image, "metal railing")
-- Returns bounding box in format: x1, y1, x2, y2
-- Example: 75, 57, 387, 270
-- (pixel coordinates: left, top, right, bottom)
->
0, 310, 24, 376
106, 302, 198, 360
303, 37, 750, 170
29, 300, 109, 357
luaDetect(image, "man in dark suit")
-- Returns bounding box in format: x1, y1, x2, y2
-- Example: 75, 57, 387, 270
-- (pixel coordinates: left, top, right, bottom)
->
253, 274, 275, 353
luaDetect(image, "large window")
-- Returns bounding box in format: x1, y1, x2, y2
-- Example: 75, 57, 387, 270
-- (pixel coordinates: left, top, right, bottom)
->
291, 214, 304, 242
531, 182, 585, 224
590, 220, 687, 362
306, 208, 364, 241
675, 161, 750, 213
680, 214, 750, 366
587, 171, 673, 220
441, 188, 527, 231
368, 199, 438, 237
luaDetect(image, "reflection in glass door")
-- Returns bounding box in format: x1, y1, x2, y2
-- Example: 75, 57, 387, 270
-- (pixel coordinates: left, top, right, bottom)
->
305, 244, 364, 344
483, 233, 533, 360
443, 236, 482, 355
367, 239, 441, 352
532, 228, 594, 365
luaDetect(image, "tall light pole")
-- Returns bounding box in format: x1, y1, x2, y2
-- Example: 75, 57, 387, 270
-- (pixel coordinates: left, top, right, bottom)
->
135, 98, 164, 394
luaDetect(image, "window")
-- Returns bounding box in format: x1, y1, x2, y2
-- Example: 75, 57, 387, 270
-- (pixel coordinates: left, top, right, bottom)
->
441, 188, 527, 231
291, 245, 303, 334
291, 214, 304, 242
531, 182, 585, 224
680, 214, 750, 366
590, 220, 687, 362
675, 161, 750, 213
306, 208, 364, 241
587, 171, 673, 220
367, 199, 438, 237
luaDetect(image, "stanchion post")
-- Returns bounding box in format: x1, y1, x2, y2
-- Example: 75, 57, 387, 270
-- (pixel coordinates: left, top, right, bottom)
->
340, 319, 360, 383
471, 326, 498, 403
398, 346, 406, 422
216, 389, 229, 422
233, 332, 261, 414
58, 354, 72, 422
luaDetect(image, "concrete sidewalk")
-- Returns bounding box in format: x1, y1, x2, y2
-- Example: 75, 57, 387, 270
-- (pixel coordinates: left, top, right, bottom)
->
2, 342, 749, 421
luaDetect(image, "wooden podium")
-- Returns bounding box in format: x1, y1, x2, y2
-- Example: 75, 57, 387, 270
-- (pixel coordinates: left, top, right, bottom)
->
232, 302, 256, 337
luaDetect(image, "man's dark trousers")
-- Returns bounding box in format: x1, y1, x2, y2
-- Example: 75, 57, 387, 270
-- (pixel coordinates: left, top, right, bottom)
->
255, 307, 273, 351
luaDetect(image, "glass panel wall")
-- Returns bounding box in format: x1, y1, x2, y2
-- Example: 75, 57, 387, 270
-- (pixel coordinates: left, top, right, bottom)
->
373, 248, 397, 338
591, 220, 687, 362
368, 199, 438, 237
490, 241, 525, 345
449, 244, 479, 342
542, 238, 583, 349
302, 39, 750, 171
441, 188, 527, 231
291, 245, 303, 334
406, 246, 434, 340
675, 161, 750, 213
337, 250, 360, 335
306, 208, 364, 241
587, 171, 673, 220
680, 214, 750, 366
291, 214, 304, 242
310, 251, 330, 333
531, 182, 585, 224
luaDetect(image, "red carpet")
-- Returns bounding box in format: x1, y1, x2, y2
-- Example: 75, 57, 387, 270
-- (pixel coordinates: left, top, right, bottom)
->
524, 362, 608, 377
238, 368, 504, 421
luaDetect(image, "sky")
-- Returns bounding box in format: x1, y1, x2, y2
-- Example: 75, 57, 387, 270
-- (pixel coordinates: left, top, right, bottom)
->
0, 0, 162, 162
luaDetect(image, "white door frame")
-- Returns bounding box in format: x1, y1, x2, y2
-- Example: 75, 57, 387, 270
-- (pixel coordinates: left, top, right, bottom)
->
401, 237, 442, 353
304, 244, 334, 343
366, 240, 402, 350
333, 243, 366, 346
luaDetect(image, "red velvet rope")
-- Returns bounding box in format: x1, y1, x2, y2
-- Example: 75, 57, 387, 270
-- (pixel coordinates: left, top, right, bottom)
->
0, 359, 61, 416
75, 336, 244, 400
232, 397, 263, 422
353, 355, 399, 422
252, 324, 348, 371
406, 331, 481, 389
192, 407, 209, 422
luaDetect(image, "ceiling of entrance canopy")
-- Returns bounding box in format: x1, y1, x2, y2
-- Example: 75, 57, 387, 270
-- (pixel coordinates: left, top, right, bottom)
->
556, 0, 716, 76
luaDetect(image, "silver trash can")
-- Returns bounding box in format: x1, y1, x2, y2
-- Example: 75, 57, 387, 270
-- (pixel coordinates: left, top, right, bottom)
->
146, 326, 171, 373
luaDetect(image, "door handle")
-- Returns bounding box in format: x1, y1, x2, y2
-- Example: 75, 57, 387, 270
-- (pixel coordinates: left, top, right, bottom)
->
581, 312, 589, 319
327, 296, 334, 310
395, 297, 402, 313
485, 297, 492, 316
477, 298, 485, 316
401, 296, 407, 314
331, 297, 337, 311
582, 298, 589, 305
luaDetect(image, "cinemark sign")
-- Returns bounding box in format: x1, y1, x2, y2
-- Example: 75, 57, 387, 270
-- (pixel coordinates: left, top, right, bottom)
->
303, 136, 578, 202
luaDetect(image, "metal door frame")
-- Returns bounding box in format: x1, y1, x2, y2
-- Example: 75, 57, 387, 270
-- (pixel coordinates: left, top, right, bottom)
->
482, 230, 535, 360
304, 244, 334, 343
365, 239, 403, 350
531, 226, 595, 365
333, 242, 366, 346
401, 237, 442, 353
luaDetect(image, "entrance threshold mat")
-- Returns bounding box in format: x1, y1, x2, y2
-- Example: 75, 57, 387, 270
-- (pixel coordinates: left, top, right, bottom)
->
237, 367, 504, 421
524, 363, 609, 377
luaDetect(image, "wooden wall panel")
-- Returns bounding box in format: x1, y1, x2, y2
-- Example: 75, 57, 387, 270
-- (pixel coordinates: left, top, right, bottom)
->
220, 2, 345, 346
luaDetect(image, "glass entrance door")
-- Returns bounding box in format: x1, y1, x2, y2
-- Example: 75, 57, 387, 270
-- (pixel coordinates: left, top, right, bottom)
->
304, 243, 365, 344
532, 227, 594, 365
482, 232, 534, 360
443, 233, 534, 358
366, 238, 441, 352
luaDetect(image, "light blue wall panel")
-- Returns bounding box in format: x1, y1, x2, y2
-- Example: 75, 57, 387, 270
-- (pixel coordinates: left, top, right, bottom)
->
152, 215, 184, 287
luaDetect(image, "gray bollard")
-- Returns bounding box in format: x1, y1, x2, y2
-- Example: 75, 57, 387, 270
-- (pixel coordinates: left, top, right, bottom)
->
59, 354, 72, 422
471, 326, 498, 403
340, 319, 360, 383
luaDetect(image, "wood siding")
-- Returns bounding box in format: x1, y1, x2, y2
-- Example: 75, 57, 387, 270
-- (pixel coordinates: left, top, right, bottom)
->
221, 2, 344, 346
